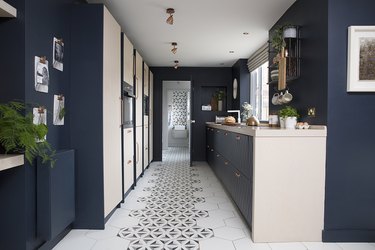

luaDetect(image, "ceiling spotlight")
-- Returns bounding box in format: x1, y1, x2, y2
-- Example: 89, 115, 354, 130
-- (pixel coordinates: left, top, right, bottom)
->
174, 60, 179, 69
171, 42, 178, 54
166, 8, 175, 25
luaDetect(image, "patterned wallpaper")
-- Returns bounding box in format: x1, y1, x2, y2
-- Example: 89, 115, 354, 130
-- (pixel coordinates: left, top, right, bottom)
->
172, 90, 188, 126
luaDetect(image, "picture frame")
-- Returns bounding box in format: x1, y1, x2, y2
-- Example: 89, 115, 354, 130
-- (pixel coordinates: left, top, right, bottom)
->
347, 26, 375, 92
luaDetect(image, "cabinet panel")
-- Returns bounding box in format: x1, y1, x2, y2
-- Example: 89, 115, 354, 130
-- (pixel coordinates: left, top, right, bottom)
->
144, 125, 149, 167
135, 126, 143, 178
135, 51, 143, 127
149, 124, 153, 162
144, 63, 149, 96
233, 170, 252, 225
122, 33, 133, 86
103, 7, 122, 217
123, 128, 134, 193
149, 71, 153, 125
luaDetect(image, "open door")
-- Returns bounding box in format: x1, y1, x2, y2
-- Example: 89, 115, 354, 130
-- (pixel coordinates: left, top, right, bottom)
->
189, 80, 194, 166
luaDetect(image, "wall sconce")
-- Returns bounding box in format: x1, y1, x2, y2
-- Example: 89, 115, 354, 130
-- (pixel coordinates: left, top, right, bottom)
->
174, 60, 179, 69
166, 8, 175, 25
171, 42, 177, 54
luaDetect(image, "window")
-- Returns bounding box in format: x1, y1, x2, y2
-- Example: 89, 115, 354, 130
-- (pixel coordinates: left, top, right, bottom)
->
250, 61, 269, 121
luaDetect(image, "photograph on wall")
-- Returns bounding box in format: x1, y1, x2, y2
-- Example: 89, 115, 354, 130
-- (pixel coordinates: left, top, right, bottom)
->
359, 38, 375, 80
53, 37, 64, 71
34, 56, 49, 93
347, 26, 375, 92
53, 94, 65, 125
33, 107, 47, 141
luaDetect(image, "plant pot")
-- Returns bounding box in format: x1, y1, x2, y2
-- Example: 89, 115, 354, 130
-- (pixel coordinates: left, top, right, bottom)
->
279, 117, 286, 128
285, 116, 297, 129
218, 100, 223, 111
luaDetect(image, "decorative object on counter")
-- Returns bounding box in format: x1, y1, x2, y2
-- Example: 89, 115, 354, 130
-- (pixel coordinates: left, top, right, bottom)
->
166, 8, 175, 25
232, 78, 238, 100
53, 94, 65, 125
246, 116, 260, 126
215, 90, 225, 111
268, 114, 279, 127
296, 122, 310, 129
215, 116, 225, 124
0, 101, 55, 166
34, 56, 49, 93
279, 106, 299, 129
53, 37, 64, 71
347, 26, 375, 92
224, 116, 236, 125
241, 102, 256, 125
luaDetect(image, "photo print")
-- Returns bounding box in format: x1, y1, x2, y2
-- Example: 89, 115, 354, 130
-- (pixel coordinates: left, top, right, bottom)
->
359, 37, 375, 81
34, 56, 49, 93
33, 107, 47, 141
53, 94, 65, 126
53, 37, 64, 71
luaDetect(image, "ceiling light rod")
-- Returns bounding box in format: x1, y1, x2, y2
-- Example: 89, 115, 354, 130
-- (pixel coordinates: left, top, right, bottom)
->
166, 8, 175, 25
171, 42, 178, 54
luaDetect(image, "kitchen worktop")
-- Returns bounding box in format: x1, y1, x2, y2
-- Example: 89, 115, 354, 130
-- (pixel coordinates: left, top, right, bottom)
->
206, 122, 327, 137
0, 154, 24, 172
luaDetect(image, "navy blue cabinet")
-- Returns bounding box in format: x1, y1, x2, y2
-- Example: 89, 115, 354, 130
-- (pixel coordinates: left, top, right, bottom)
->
206, 126, 253, 226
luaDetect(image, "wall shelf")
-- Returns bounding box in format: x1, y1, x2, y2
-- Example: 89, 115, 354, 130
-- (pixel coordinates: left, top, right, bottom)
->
0, 154, 24, 172
0, 0, 17, 18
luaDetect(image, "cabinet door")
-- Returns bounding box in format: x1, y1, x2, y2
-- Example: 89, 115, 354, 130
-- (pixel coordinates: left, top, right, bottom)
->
123, 33, 133, 86
233, 170, 252, 226
149, 71, 153, 125
135, 126, 143, 178
143, 63, 149, 96
135, 51, 143, 127
103, 7, 122, 217
149, 124, 153, 162
144, 125, 149, 168
123, 128, 134, 193
228, 133, 252, 179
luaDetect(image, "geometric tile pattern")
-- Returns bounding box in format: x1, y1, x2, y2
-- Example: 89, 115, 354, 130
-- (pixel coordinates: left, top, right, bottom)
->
118, 147, 214, 250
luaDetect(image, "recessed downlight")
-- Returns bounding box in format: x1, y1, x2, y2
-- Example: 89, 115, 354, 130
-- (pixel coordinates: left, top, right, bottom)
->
229, 51, 235, 54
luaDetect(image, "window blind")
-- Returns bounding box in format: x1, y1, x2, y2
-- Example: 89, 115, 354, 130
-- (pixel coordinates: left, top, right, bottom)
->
247, 43, 268, 73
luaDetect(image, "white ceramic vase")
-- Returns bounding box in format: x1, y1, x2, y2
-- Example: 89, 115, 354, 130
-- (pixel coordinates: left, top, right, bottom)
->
279, 117, 286, 128
285, 117, 297, 129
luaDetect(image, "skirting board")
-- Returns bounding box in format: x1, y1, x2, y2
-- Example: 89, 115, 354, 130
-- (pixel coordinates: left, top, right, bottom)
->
323, 229, 375, 242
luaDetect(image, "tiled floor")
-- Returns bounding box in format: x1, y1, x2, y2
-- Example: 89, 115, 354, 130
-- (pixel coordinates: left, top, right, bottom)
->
54, 147, 375, 250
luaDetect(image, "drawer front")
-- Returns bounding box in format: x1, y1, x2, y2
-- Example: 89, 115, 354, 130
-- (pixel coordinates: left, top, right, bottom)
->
233, 169, 252, 225
227, 133, 252, 179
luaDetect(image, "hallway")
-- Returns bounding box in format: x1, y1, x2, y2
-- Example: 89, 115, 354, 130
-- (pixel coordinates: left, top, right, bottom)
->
54, 148, 375, 250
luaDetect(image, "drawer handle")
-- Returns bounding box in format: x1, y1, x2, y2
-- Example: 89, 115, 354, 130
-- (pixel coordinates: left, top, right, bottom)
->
236, 135, 241, 140
235, 172, 241, 178
210, 149, 214, 152
216, 154, 220, 157
224, 132, 228, 136
210, 128, 214, 131
224, 161, 229, 165
216, 130, 220, 133
127, 160, 132, 164
127, 130, 132, 134
207, 145, 210, 148
145, 147, 148, 150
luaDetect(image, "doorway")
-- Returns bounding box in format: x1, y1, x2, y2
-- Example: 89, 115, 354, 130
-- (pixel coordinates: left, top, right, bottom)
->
162, 81, 192, 164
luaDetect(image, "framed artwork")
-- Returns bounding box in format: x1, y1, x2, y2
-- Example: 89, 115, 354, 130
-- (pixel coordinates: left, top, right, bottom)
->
34, 56, 49, 93
53, 37, 64, 71
347, 26, 375, 92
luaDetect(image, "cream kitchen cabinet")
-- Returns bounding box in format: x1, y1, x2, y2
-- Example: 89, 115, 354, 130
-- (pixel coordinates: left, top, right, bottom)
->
144, 125, 149, 168
122, 33, 134, 86
135, 126, 143, 178
144, 63, 149, 96
135, 51, 143, 127
123, 128, 134, 193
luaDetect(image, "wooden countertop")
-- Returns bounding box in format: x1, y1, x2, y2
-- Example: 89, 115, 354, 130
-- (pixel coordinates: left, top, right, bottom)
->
0, 154, 24, 172
206, 122, 327, 137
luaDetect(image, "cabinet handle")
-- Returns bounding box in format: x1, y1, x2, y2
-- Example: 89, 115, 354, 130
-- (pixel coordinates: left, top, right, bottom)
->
216, 130, 220, 133
216, 154, 220, 157
224, 132, 228, 136
224, 161, 229, 165
236, 135, 241, 140
235, 172, 241, 178
127, 160, 132, 164
207, 145, 210, 148
210, 128, 214, 131
127, 130, 132, 134
210, 149, 214, 152
145, 147, 148, 150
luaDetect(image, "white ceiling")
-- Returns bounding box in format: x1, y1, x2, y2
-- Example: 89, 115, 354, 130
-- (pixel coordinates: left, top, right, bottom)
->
88, 0, 296, 67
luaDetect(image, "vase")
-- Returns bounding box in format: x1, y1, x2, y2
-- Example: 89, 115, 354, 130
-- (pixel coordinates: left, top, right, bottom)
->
218, 100, 223, 111
285, 117, 297, 129
279, 117, 286, 128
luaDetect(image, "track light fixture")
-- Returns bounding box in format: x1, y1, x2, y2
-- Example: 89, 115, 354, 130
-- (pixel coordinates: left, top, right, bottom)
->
166, 8, 175, 25
174, 60, 179, 69
171, 42, 178, 54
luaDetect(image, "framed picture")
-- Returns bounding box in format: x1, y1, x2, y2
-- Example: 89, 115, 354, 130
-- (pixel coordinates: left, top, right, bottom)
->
347, 26, 375, 92
34, 56, 49, 93
53, 37, 64, 71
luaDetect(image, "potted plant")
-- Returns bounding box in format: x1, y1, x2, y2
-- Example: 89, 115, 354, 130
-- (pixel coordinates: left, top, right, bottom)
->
0, 101, 55, 166
278, 106, 299, 129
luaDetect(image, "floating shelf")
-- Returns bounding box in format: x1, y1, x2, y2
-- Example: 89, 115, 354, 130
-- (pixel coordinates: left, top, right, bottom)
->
0, 0, 17, 18
0, 154, 24, 172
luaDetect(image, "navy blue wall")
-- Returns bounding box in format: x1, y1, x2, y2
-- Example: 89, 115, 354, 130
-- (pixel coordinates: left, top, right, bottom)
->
150, 67, 233, 161
323, 0, 375, 241
232, 59, 250, 111
269, 0, 328, 125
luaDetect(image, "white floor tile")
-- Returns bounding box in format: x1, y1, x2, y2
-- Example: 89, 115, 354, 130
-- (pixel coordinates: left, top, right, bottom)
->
224, 217, 249, 229
303, 242, 343, 250
91, 237, 130, 250
194, 201, 219, 211
196, 216, 226, 229
109, 215, 140, 229
234, 238, 271, 250
213, 226, 246, 240
208, 209, 236, 220
199, 237, 236, 250
268, 242, 307, 250
338, 243, 375, 250
53, 230, 96, 250
85, 225, 120, 240
218, 201, 238, 212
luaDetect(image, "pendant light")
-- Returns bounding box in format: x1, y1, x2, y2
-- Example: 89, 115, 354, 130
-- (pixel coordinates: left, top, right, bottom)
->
171, 42, 177, 54
166, 8, 175, 25
174, 60, 179, 69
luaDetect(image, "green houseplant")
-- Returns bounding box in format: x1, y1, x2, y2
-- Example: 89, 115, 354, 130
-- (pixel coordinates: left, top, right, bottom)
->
279, 106, 299, 129
0, 101, 55, 166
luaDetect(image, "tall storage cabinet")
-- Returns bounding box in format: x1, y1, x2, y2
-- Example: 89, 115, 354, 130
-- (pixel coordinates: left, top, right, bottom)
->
136, 126, 143, 178
135, 51, 143, 178
143, 63, 149, 168
71, 5, 122, 228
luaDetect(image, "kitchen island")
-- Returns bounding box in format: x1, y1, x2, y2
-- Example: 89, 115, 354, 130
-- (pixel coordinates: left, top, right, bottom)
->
206, 122, 327, 242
